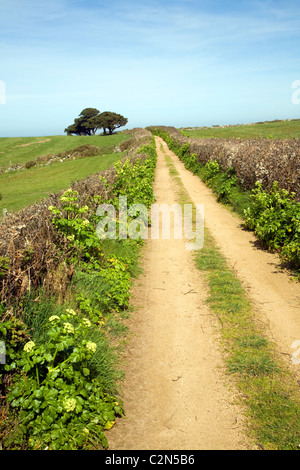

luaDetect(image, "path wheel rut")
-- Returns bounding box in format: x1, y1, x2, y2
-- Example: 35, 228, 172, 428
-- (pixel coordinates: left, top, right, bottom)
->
107, 137, 253, 450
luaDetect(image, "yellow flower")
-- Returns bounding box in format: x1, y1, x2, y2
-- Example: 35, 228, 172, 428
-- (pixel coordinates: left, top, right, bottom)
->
63, 322, 74, 334
66, 308, 76, 316
64, 398, 76, 412
49, 315, 60, 322
24, 341, 35, 353
86, 341, 97, 353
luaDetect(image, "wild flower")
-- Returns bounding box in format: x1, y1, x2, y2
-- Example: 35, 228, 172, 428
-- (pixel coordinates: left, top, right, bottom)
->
24, 341, 35, 353
66, 308, 76, 316
86, 341, 97, 353
49, 315, 60, 322
63, 322, 74, 334
64, 398, 76, 412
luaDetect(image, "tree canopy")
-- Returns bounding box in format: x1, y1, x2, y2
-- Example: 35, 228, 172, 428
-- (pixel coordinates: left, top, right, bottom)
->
64, 108, 128, 136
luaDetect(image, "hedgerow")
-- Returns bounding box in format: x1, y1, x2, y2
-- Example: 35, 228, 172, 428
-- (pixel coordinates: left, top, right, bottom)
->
148, 126, 300, 199
0, 129, 157, 450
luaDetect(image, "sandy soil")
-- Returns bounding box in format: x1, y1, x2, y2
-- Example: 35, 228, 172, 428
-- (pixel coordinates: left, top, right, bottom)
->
107, 137, 258, 450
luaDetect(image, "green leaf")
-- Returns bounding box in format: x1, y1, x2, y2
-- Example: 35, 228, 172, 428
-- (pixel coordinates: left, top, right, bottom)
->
43, 414, 54, 425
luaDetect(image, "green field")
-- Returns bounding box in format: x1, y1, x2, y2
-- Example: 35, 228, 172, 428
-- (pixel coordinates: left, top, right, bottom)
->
0, 133, 129, 170
0, 133, 130, 215
181, 119, 300, 139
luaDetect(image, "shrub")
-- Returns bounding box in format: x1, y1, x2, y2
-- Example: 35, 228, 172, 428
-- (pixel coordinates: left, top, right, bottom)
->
4, 308, 123, 450
244, 182, 300, 265
25, 160, 37, 169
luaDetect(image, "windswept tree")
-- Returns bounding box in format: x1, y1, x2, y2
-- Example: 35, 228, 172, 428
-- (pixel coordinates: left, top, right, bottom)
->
97, 112, 128, 135
64, 108, 128, 136
65, 108, 100, 136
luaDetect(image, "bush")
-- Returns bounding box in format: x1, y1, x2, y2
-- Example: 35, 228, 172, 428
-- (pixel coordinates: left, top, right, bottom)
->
244, 182, 300, 266
149, 126, 300, 200
25, 160, 37, 169
5, 308, 123, 450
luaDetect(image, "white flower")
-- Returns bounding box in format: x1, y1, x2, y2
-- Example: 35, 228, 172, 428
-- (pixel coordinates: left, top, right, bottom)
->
82, 318, 91, 327
24, 341, 35, 353
86, 341, 97, 353
82, 218, 89, 226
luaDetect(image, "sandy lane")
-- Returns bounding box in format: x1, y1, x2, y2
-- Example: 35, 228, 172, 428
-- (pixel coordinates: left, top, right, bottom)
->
107, 137, 252, 450
157, 137, 300, 371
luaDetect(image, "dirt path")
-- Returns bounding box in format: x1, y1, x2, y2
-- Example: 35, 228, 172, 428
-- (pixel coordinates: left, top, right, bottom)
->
13, 139, 51, 148
157, 138, 300, 370
107, 137, 254, 450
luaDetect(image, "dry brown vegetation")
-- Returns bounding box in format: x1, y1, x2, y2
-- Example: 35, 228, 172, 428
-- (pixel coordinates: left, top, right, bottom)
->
149, 126, 300, 200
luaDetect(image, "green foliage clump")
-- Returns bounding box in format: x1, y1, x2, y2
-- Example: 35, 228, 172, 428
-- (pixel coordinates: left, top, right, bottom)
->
49, 189, 103, 270
4, 309, 123, 450
244, 182, 300, 268
25, 160, 37, 169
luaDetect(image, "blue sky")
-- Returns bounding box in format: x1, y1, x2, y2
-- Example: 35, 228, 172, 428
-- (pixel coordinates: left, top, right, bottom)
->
0, 0, 300, 136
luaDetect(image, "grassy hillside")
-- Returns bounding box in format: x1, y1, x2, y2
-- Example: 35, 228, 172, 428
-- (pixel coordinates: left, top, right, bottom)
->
0, 133, 130, 215
0, 133, 129, 170
181, 119, 300, 139
0, 153, 123, 214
